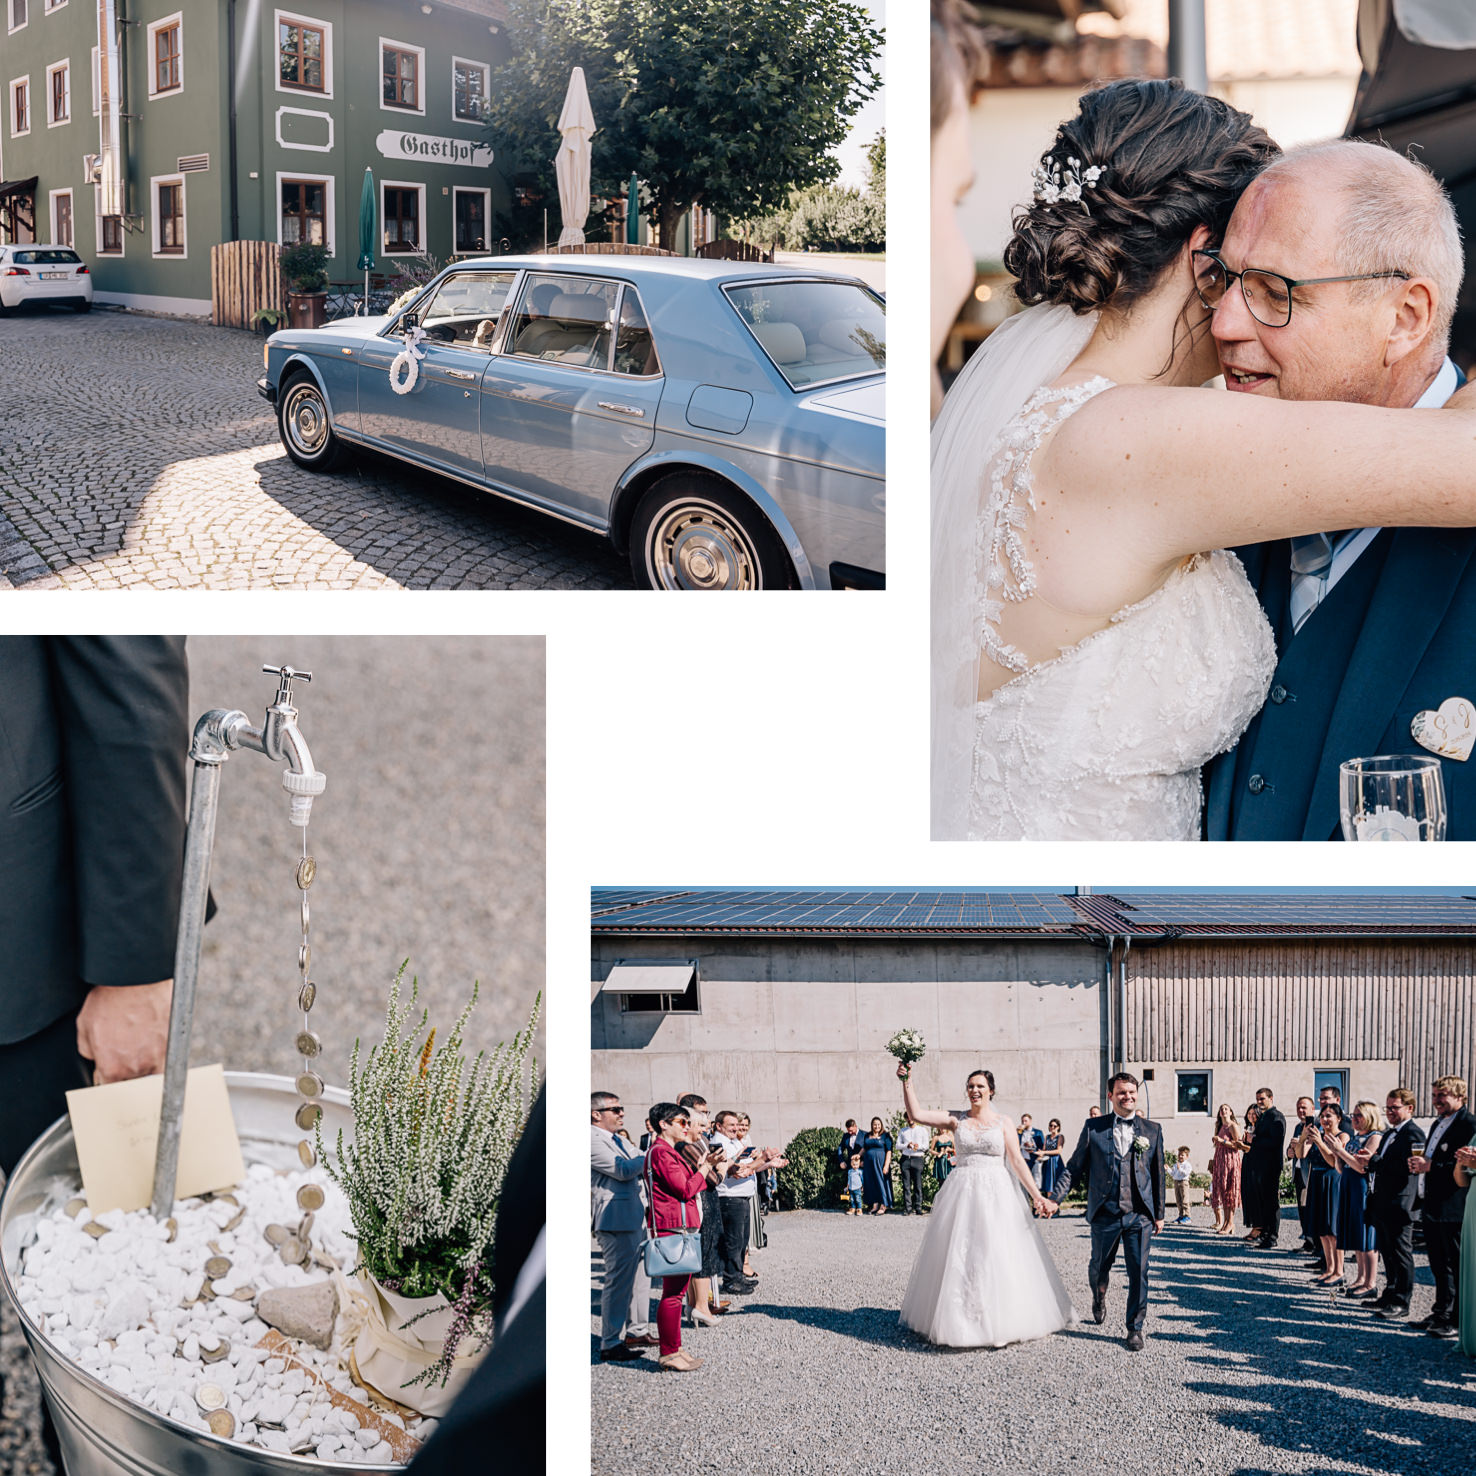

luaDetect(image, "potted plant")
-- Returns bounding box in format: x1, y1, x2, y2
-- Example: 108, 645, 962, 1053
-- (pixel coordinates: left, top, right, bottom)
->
320, 964, 540, 1417
279, 241, 330, 330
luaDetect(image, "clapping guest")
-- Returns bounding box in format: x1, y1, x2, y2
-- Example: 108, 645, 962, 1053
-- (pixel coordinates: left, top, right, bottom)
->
676, 1093, 724, 1325
1368, 1088, 1427, 1321
1287, 1097, 1317, 1253
1038, 1119, 1065, 1199
1453, 1143, 1476, 1355
898, 1115, 931, 1213
931, 1125, 956, 1186
646, 1101, 725, 1372
1406, 1075, 1475, 1339
1210, 1106, 1243, 1234
736, 1114, 767, 1273
1301, 1106, 1348, 1286
590, 1092, 656, 1363
1168, 1146, 1194, 1226
861, 1117, 894, 1214
1327, 1101, 1383, 1297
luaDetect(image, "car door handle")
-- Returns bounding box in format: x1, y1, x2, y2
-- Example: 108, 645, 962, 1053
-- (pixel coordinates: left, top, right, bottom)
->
445, 368, 478, 381
598, 401, 646, 418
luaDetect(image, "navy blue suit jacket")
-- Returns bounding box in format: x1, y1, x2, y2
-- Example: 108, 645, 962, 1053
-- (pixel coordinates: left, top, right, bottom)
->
1050, 1114, 1164, 1223
1204, 526, 1476, 840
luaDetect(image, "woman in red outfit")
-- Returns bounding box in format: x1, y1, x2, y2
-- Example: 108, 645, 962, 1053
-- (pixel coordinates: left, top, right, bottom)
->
646, 1101, 724, 1371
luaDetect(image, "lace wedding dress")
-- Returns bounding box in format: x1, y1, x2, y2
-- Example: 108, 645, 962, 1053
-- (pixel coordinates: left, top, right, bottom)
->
899, 1119, 1076, 1348
965, 378, 1276, 841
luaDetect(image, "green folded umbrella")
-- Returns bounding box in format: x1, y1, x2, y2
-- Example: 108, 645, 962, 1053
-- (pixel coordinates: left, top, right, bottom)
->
357, 167, 375, 312
627, 172, 639, 245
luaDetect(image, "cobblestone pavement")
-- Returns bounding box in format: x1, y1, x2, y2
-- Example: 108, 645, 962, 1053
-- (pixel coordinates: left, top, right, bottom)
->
592, 1207, 1476, 1476
0, 309, 630, 589
0, 635, 544, 1473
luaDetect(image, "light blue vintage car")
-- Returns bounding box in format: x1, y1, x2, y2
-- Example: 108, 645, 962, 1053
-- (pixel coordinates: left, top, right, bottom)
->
257, 255, 885, 589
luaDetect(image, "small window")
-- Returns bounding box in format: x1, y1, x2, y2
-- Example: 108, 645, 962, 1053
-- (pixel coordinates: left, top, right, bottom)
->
48, 60, 68, 124
418, 270, 517, 350
507, 273, 618, 369
279, 19, 325, 92
43, 0, 62, 10
9, 0, 27, 31
1176, 1071, 1211, 1116
281, 178, 326, 246
381, 42, 420, 110
51, 190, 71, 246
726, 279, 886, 389
99, 213, 122, 254
382, 185, 421, 253
619, 979, 699, 1014
153, 20, 181, 94
157, 181, 184, 253
10, 78, 28, 135
1313, 1069, 1349, 1105
613, 289, 660, 376
453, 187, 488, 255
452, 57, 486, 122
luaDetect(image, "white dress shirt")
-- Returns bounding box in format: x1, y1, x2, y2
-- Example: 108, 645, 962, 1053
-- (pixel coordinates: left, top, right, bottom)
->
1290, 357, 1459, 632
899, 1124, 930, 1157
1112, 1112, 1135, 1157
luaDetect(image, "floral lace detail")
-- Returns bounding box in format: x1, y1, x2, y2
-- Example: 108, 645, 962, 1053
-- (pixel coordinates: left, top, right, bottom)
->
979, 375, 1114, 674
952, 1119, 1007, 1166
968, 549, 1277, 841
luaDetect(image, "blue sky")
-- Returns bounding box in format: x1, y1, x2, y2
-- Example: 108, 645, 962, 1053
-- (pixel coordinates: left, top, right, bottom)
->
833, 0, 885, 188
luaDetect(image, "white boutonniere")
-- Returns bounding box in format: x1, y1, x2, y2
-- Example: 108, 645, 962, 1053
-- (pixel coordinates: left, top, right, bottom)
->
1133, 1135, 1151, 1157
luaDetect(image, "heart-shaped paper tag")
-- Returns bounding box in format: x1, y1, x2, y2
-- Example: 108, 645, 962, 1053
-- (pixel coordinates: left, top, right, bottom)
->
1411, 697, 1475, 762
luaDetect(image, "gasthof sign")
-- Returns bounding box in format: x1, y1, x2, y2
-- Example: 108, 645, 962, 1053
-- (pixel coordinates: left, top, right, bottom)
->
376, 131, 495, 169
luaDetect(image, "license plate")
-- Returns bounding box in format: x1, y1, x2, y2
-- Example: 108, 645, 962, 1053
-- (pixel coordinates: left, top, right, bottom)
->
41, 272, 67, 280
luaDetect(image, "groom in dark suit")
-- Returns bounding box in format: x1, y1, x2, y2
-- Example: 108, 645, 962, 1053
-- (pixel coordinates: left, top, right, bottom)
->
1044, 1072, 1164, 1351
1203, 141, 1476, 840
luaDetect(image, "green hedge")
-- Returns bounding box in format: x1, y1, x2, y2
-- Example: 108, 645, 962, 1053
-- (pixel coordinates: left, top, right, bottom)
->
778, 1127, 845, 1210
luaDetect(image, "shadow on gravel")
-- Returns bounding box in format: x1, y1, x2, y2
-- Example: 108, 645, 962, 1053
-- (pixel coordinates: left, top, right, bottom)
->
1151, 1227, 1476, 1475
251, 448, 631, 589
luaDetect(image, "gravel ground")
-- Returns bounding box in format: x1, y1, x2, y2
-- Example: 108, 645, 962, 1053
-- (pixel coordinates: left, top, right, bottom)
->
1, 634, 544, 1473
591, 1207, 1476, 1476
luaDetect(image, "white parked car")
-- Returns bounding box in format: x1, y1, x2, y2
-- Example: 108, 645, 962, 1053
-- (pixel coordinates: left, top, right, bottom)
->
0, 244, 92, 314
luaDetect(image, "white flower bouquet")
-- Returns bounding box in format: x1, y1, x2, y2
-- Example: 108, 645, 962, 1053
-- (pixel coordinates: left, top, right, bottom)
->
886, 1028, 927, 1070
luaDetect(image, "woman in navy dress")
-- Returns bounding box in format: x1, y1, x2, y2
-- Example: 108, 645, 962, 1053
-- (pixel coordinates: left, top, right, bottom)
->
861, 1117, 894, 1214
1037, 1119, 1064, 1199
1301, 1105, 1347, 1286
1328, 1100, 1384, 1296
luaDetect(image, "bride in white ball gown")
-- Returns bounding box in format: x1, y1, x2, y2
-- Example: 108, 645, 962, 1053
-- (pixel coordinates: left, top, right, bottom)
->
896, 1062, 1077, 1347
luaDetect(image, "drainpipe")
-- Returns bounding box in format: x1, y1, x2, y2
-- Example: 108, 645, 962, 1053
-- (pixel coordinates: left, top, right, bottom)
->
227, 0, 239, 240
1117, 936, 1132, 1077
1099, 935, 1117, 1108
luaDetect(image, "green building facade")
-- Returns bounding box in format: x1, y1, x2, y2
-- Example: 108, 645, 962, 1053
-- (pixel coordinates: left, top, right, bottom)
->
1, 0, 512, 314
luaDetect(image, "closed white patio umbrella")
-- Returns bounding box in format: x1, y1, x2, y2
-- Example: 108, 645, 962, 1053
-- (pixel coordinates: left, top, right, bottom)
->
554, 66, 596, 248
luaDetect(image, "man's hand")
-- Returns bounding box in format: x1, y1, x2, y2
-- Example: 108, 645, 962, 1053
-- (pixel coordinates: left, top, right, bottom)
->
75, 980, 173, 1084
1152, 1219, 1164, 1235
1407, 1154, 1431, 1175
1036, 1198, 1057, 1219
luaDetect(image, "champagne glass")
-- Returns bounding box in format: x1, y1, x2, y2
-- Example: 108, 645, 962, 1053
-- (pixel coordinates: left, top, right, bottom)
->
1338, 754, 1447, 841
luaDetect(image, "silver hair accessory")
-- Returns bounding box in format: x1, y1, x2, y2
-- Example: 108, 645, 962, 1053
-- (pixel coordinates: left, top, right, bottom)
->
1031, 155, 1107, 211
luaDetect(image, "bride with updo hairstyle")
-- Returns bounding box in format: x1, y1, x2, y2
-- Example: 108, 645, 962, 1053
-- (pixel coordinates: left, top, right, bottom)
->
931, 76, 1476, 842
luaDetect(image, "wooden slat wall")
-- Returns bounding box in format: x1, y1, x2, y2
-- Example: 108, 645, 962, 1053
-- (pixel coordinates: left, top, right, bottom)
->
211, 240, 285, 328
1128, 941, 1476, 1100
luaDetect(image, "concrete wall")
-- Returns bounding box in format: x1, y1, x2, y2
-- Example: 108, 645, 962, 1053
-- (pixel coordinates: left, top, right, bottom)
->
591, 937, 1105, 1148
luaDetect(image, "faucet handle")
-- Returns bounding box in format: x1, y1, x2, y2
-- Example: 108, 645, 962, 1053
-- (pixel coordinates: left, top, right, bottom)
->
263, 664, 313, 707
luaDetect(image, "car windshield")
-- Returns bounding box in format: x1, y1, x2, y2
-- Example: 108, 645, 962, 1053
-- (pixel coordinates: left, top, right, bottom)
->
725, 279, 885, 389
13, 249, 82, 265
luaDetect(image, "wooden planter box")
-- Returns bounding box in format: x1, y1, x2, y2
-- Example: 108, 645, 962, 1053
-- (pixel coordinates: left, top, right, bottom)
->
288, 291, 328, 330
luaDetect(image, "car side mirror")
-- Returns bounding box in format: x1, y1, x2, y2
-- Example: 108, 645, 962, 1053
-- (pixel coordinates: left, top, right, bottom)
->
400, 311, 419, 332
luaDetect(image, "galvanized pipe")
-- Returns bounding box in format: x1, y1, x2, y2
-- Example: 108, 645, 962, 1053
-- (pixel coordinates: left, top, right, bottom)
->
1167, 0, 1209, 94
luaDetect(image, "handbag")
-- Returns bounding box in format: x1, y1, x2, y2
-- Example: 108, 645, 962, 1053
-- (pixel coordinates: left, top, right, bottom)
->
643, 1144, 703, 1278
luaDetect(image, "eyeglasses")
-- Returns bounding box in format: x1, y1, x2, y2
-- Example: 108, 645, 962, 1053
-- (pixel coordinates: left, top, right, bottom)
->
1192, 248, 1409, 328
599, 1105, 624, 1115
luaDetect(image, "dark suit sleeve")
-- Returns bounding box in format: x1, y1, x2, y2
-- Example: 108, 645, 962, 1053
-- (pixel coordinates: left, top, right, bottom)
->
1051, 1122, 1092, 1202
1150, 1124, 1165, 1222
47, 637, 190, 988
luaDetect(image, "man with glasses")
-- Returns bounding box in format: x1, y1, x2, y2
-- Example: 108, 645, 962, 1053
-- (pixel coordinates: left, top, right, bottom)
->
590, 1091, 657, 1362
1202, 138, 1476, 841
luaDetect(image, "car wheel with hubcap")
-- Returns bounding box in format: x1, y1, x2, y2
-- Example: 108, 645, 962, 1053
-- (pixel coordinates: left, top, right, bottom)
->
277, 372, 343, 471
630, 475, 792, 590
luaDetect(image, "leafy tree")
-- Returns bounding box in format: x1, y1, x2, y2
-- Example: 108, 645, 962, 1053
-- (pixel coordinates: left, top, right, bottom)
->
866, 129, 885, 201
483, 0, 882, 248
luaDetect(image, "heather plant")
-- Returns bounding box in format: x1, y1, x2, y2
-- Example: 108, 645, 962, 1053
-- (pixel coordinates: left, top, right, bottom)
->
320, 963, 541, 1385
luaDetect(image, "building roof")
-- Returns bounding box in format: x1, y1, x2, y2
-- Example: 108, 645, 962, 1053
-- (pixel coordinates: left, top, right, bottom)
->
591, 889, 1476, 940
975, 0, 1360, 90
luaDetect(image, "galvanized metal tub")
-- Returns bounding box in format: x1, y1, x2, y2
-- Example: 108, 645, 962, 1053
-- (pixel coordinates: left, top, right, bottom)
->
0, 1071, 410, 1475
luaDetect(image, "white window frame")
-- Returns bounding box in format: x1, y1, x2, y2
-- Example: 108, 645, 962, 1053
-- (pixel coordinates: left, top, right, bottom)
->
43, 0, 64, 11
49, 187, 73, 247
90, 44, 98, 115
380, 178, 425, 255
450, 55, 488, 125
379, 36, 425, 117
274, 9, 332, 101
451, 185, 491, 256
275, 170, 335, 258
146, 12, 184, 99
151, 172, 187, 259
9, 76, 30, 137
7, 0, 28, 37
1174, 1069, 1213, 1117
95, 186, 124, 256
45, 58, 69, 127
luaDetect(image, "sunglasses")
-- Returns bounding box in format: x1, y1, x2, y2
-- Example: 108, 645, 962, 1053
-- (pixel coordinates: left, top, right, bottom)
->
599, 1105, 625, 1115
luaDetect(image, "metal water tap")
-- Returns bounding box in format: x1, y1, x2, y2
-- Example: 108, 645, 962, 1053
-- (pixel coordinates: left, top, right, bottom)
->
150, 665, 327, 1219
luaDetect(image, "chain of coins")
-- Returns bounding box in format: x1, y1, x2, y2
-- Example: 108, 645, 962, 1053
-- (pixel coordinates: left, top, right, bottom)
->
292, 828, 325, 1223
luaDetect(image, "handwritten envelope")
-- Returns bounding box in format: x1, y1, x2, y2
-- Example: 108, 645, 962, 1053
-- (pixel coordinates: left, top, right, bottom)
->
66, 1063, 246, 1215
